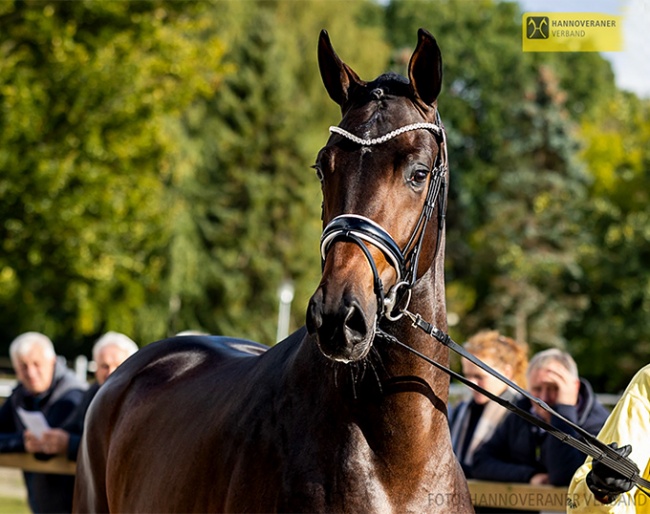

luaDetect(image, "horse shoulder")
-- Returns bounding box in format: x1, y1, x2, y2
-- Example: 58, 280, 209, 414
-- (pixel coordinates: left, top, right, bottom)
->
78, 332, 307, 512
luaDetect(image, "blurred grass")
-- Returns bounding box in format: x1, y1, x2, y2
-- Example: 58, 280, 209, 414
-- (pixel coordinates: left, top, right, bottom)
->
0, 497, 29, 514
0, 467, 29, 514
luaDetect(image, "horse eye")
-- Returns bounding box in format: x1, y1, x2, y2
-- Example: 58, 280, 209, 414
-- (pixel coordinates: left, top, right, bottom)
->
408, 168, 429, 187
311, 164, 324, 182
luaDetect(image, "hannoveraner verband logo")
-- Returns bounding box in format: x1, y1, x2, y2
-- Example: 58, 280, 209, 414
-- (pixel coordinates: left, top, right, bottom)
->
522, 12, 622, 52
526, 16, 549, 39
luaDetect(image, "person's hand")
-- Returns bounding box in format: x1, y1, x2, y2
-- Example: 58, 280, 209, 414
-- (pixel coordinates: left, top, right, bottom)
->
530, 361, 581, 422
530, 473, 549, 485
23, 430, 43, 454
586, 443, 636, 504
39, 429, 70, 455
542, 361, 581, 406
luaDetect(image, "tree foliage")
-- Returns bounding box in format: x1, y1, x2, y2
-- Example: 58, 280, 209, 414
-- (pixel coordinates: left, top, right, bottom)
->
465, 66, 592, 347
566, 92, 650, 391
385, 0, 606, 347
0, 0, 648, 392
384, 0, 650, 391
0, 0, 228, 350
162, 0, 389, 345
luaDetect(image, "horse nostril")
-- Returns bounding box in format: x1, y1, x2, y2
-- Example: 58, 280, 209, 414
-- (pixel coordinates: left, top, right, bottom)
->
307, 286, 375, 362
344, 303, 369, 343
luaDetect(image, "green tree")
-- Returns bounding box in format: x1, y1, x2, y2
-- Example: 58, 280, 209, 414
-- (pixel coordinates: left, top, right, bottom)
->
165, 0, 390, 344
0, 0, 228, 355
385, 0, 615, 353
466, 66, 592, 348
386, 0, 544, 341
566, 92, 650, 392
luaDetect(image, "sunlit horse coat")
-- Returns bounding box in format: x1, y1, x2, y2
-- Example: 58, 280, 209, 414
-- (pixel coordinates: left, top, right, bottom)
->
73, 29, 474, 513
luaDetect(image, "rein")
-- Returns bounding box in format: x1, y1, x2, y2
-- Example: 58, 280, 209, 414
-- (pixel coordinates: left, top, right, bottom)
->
377, 311, 650, 496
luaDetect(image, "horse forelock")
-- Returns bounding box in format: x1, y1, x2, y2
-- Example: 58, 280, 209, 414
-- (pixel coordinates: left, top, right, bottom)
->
368, 72, 410, 92
342, 73, 431, 141
347, 73, 410, 112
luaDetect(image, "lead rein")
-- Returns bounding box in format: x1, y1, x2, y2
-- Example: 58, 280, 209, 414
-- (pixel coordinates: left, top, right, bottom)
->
380, 311, 650, 494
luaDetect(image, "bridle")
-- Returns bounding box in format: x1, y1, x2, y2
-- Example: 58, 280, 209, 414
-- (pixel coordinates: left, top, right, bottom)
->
320, 111, 448, 322
318, 112, 650, 497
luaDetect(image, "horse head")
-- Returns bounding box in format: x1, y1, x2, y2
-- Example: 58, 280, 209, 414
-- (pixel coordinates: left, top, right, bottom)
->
306, 29, 447, 363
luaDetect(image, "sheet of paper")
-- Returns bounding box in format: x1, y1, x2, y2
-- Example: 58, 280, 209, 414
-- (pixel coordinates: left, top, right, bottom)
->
17, 407, 51, 438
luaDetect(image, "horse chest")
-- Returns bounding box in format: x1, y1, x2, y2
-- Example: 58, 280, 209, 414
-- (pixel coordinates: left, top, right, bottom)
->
276, 426, 395, 512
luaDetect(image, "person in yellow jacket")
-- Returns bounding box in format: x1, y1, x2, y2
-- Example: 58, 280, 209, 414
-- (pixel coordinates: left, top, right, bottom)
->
568, 363, 650, 513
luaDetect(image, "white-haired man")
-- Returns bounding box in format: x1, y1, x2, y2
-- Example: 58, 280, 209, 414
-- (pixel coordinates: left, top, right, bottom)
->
36, 331, 138, 461
0, 332, 87, 513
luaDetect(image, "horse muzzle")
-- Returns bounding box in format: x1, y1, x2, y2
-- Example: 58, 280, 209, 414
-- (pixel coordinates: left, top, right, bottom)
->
306, 214, 404, 363
306, 284, 376, 363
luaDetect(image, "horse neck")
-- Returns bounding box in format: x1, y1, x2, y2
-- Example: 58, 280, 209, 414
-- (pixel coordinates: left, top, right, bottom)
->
352, 263, 451, 466
377, 259, 450, 399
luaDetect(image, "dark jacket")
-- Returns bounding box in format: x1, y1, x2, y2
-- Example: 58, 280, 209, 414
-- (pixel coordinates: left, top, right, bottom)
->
61, 382, 100, 461
0, 358, 86, 513
471, 378, 609, 487
449, 389, 519, 478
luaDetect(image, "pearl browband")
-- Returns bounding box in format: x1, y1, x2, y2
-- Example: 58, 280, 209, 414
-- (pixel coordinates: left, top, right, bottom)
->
328, 122, 442, 146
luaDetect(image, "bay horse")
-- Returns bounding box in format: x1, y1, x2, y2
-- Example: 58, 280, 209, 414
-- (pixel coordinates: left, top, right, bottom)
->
74, 29, 473, 513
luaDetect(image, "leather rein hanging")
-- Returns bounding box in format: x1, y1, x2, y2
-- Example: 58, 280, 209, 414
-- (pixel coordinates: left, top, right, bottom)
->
377, 320, 650, 495
319, 114, 650, 496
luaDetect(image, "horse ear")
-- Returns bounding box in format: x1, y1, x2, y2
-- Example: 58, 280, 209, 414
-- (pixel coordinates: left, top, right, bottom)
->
318, 30, 365, 108
408, 28, 443, 106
